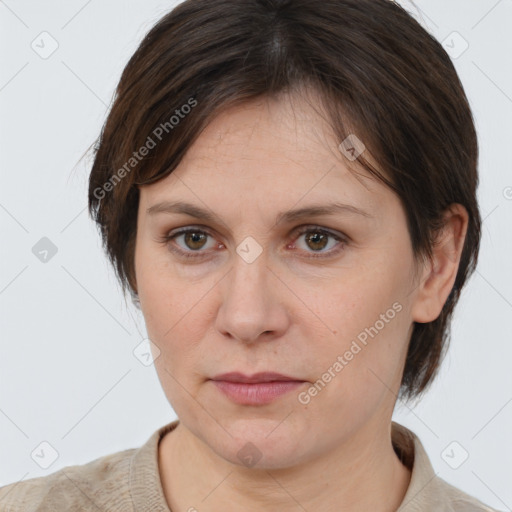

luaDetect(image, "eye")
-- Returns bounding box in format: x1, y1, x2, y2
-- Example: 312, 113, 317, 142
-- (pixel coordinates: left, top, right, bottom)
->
157, 225, 348, 260
289, 226, 347, 258
159, 227, 221, 258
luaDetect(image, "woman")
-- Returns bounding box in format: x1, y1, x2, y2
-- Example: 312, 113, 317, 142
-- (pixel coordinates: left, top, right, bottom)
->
0, 0, 501, 510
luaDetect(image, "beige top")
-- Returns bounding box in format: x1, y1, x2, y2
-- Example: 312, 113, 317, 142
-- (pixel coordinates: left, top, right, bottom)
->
0, 420, 501, 511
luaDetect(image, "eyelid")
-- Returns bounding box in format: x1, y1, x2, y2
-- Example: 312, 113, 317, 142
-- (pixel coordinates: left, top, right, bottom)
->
159, 224, 349, 259
290, 224, 349, 241
163, 225, 222, 259
288, 225, 348, 259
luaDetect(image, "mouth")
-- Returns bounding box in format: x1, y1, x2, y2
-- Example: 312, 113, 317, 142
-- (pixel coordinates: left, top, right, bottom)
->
209, 372, 306, 405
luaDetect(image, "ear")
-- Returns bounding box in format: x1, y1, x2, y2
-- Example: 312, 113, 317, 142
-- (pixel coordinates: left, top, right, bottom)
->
411, 203, 469, 324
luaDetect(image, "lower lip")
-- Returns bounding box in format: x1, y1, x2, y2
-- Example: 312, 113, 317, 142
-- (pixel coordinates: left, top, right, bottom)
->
211, 380, 304, 405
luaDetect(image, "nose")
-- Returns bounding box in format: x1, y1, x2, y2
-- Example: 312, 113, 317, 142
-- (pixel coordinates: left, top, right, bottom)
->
214, 251, 290, 344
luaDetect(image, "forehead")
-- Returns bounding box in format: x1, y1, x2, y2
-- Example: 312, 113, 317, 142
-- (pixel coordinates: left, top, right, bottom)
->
139, 94, 390, 216
182, 95, 360, 170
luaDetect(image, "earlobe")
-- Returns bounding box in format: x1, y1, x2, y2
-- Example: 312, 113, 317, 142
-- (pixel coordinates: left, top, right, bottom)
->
411, 204, 469, 324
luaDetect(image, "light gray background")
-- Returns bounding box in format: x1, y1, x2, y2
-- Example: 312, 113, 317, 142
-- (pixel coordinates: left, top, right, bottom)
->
0, 0, 511, 509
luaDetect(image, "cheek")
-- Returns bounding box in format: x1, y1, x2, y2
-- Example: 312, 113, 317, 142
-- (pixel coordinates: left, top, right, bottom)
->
136, 239, 192, 334
302, 264, 410, 400
135, 245, 213, 376
137, 260, 210, 417
298, 310, 408, 441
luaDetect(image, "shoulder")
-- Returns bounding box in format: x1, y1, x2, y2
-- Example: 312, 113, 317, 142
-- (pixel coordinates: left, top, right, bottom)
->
425, 475, 503, 512
392, 422, 503, 512
0, 446, 137, 512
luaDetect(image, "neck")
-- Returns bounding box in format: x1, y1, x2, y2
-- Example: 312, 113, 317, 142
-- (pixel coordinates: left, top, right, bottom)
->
158, 418, 412, 512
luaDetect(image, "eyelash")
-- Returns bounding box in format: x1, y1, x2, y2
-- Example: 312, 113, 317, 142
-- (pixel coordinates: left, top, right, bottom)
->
157, 225, 348, 260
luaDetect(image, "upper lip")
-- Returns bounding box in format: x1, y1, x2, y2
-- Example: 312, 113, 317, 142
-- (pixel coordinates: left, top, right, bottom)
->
211, 372, 303, 383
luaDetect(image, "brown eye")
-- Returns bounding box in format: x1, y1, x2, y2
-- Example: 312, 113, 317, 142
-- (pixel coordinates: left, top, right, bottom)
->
183, 231, 208, 250
158, 225, 347, 261
292, 226, 347, 259
304, 231, 329, 251
160, 227, 219, 259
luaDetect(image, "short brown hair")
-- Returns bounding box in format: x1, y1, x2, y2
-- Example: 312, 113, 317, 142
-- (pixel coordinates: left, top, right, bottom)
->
88, 0, 481, 401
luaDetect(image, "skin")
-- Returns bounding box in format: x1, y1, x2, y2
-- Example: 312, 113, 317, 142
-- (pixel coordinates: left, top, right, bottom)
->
133, 92, 468, 511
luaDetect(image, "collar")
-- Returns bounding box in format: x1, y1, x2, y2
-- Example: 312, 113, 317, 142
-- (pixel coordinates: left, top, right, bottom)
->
129, 419, 481, 512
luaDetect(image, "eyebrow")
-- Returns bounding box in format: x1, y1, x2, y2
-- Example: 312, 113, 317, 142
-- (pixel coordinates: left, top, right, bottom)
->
146, 200, 373, 225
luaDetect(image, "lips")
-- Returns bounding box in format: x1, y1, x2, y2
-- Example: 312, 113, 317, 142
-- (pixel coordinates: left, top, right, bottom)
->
211, 371, 302, 383
210, 372, 306, 405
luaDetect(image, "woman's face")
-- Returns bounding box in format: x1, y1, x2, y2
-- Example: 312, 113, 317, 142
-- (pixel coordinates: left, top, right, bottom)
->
134, 94, 425, 469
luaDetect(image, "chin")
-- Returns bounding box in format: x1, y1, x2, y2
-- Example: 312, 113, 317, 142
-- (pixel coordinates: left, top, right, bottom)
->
207, 416, 308, 470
